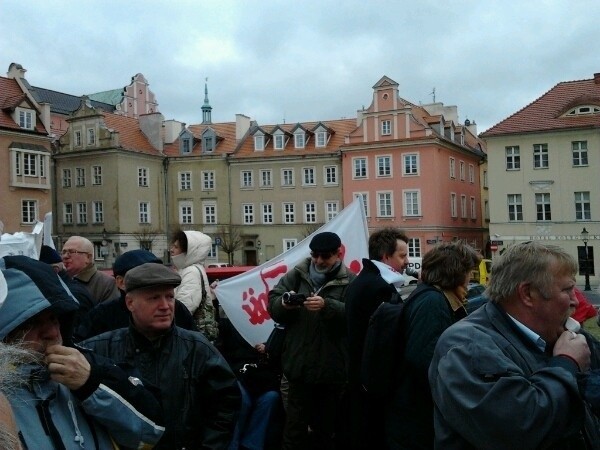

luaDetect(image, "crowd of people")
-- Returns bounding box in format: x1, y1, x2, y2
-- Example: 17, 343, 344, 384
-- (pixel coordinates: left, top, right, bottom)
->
1, 228, 600, 449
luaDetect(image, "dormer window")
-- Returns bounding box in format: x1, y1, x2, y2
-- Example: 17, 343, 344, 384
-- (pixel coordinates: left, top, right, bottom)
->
294, 131, 305, 149
202, 129, 216, 153
182, 138, 191, 154
18, 109, 34, 130
87, 128, 96, 145
254, 134, 265, 151
316, 131, 327, 147
274, 134, 285, 150
565, 105, 600, 116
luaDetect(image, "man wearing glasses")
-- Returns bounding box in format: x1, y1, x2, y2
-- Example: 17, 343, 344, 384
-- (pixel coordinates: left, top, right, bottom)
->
62, 236, 119, 307
268, 232, 356, 450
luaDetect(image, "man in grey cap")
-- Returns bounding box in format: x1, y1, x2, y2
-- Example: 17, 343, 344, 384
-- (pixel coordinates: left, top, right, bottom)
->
81, 262, 240, 449
268, 231, 356, 450
74, 249, 196, 341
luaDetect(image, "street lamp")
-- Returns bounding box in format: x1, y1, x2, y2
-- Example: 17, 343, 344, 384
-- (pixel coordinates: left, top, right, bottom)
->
581, 227, 591, 291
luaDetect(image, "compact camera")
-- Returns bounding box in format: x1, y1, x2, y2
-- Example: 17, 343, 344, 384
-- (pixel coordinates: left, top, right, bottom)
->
282, 292, 307, 306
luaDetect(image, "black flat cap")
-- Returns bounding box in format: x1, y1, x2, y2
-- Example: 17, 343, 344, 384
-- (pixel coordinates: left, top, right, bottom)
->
124, 263, 181, 293
113, 249, 162, 277
309, 232, 341, 253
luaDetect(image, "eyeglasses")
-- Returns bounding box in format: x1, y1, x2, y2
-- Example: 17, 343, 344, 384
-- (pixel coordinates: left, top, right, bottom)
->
310, 251, 334, 260
61, 249, 90, 257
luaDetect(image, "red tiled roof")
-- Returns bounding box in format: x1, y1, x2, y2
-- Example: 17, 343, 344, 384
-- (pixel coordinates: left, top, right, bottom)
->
0, 77, 47, 135
102, 112, 160, 154
232, 118, 357, 159
482, 74, 600, 137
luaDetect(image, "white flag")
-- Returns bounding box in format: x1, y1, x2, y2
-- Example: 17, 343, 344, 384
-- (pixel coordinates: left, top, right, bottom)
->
215, 196, 369, 346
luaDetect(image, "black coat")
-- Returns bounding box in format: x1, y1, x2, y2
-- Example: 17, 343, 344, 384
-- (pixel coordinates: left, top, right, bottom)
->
345, 258, 397, 386
73, 291, 197, 342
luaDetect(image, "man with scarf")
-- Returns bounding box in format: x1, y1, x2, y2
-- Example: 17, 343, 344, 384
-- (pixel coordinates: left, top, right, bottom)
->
268, 232, 356, 450
344, 227, 411, 449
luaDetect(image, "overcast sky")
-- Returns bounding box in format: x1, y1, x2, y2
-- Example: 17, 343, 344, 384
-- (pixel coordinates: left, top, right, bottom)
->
1, 0, 598, 134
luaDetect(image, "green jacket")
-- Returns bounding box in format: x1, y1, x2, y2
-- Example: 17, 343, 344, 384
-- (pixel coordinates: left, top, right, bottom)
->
268, 258, 356, 384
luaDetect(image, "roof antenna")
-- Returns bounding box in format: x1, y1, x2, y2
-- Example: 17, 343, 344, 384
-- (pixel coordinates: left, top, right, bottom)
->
430, 87, 436, 102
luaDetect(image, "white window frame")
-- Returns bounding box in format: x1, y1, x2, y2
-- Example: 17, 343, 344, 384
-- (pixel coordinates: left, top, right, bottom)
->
87, 128, 96, 145
506, 146, 521, 170
533, 143, 549, 169
241, 170, 254, 189
461, 195, 467, 218
18, 108, 34, 130
242, 203, 255, 224
281, 168, 294, 187
75, 130, 82, 147
294, 131, 305, 149
316, 131, 327, 147
62, 169, 72, 188
261, 203, 274, 224
353, 157, 368, 179
376, 155, 392, 178
507, 194, 523, 221
450, 193, 457, 218
403, 190, 420, 217
139, 202, 151, 224
21, 200, 37, 224
179, 172, 192, 191
283, 239, 297, 251
260, 169, 273, 188
92, 166, 102, 185
468, 164, 475, 183
575, 191, 591, 221
77, 202, 88, 224
572, 141, 589, 167
202, 170, 215, 190
535, 193, 551, 221
304, 202, 317, 223
76, 168, 85, 187
377, 191, 393, 218
63, 202, 73, 224
324, 201, 339, 222
403, 153, 419, 176
408, 238, 421, 258
92, 201, 104, 224
274, 134, 285, 150
179, 201, 193, 225
203, 201, 217, 225
282, 202, 296, 224
449, 157, 456, 178
302, 167, 316, 186
470, 197, 477, 219
254, 134, 264, 151
459, 161, 465, 181
324, 165, 338, 185
381, 119, 391, 136
138, 167, 149, 187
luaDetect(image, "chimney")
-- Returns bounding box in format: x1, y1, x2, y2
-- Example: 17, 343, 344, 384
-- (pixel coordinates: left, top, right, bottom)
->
594, 73, 600, 84
163, 119, 184, 144
7, 62, 26, 79
236, 114, 251, 141
139, 112, 165, 151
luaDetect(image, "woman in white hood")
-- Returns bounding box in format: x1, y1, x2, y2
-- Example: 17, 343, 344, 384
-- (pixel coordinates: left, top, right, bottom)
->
170, 230, 219, 342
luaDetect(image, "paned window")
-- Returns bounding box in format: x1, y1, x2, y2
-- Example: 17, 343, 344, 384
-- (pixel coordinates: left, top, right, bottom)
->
203, 202, 217, 224
76, 168, 85, 187
324, 166, 338, 185
77, 202, 87, 224
283, 203, 295, 223
449, 158, 456, 178
572, 141, 589, 166
139, 202, 150, 223
282, 169, 294, 187
92, 201, 104, 223
403, 154, 418, 175
241, 170, 253, 188
262, 203, 273, 224
303, 167, 315, 186
283, 239, 297, 251
254, 135, 264, 151
575, 191, 591, 221
87, 128, 96, 145
294, 132, 305, 148
180, 172, 192, 191
274, 134, 284, 150
180, 202, 193, 224
243, 204, 254, 224
202, 171, 215, 190
507, 194, 523, 221
63, 169, 72, 188
533, 143, 549, 168
260, 169, 273, 188
535, 193, 551, 221
325, 201, 339, 222
138, 168, 149, 187
21, 200, 37, 224
450, 193, 457, 217
408, 238, 421, 258
92, 166, 102, 185
506, 146, 520, 170
304, 202, 317, 223
63, 203, 73, 224
377, 156, 392, 177
381, 120, 391, 135
377, 192, 392, 217
353, 158, 367, 178
404, 190, 420, 216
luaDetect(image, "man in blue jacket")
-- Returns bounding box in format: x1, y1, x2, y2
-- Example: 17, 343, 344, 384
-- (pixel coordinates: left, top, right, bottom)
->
0, 255, 164, 450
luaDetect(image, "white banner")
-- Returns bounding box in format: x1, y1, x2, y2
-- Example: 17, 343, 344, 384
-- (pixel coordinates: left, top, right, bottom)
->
0, 221, 44, 259
215, 196, 369, 346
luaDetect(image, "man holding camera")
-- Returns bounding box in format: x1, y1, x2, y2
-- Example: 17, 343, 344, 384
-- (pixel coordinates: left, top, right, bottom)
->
268, 232, 356, 450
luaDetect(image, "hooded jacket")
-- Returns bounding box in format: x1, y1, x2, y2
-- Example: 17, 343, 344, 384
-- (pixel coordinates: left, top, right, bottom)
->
0, 256, 164, 450
172, 230, 215, 314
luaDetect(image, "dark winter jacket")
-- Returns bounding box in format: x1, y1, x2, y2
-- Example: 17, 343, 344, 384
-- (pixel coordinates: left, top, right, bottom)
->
386, 283, 466, 449
345, 258, 397, 386
268, 257, 355, 384
81, 323, 241, 449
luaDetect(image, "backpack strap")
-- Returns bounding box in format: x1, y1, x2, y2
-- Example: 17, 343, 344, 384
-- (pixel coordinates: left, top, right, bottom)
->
193, 265, 207, 303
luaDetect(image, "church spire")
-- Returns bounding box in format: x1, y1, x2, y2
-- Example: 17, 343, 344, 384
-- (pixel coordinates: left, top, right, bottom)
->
201, 77, 212, 124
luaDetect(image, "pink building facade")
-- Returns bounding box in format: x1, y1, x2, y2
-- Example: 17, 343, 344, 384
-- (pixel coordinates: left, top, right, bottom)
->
341, 76, 487, 258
